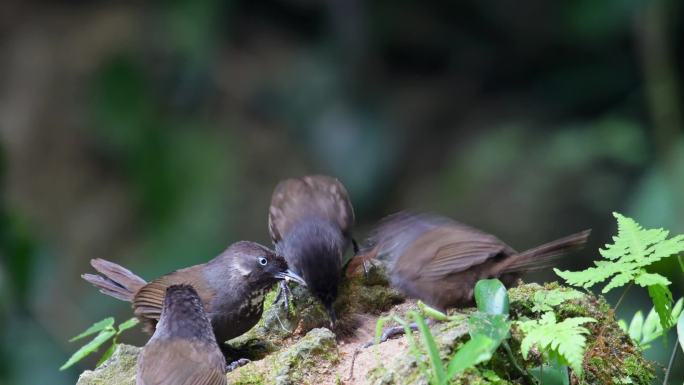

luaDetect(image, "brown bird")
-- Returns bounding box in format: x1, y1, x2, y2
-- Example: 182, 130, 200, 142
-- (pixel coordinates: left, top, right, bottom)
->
268, 175, 356, 325
358, 212, 591, 310
137, 284, 226, 385
82, 241, 306, 349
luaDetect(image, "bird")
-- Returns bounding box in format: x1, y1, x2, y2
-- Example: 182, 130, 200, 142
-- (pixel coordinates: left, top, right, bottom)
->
136, 284, 227, 385
82, 241, 306, 349
355, 212, 590, 343
268, 175, 356, 326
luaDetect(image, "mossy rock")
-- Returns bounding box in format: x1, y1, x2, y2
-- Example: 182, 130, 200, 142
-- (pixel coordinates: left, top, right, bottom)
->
366, 282, 655, 385
228, 327, 339, 385
76, 344, 139, 385
76, 273, 654, 385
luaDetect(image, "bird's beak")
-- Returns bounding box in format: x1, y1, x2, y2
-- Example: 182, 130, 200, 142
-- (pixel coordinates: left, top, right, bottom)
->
274, 269, 307, 286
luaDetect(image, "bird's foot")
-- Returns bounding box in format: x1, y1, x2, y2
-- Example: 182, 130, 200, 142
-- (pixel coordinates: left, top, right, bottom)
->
274, 281, 292, 313
362, 324, 418, 348
226, 358, 250, 372
363, 318, 439, 348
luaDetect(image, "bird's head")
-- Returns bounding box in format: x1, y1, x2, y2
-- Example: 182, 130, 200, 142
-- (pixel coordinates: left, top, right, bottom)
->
220, 241, 306, 289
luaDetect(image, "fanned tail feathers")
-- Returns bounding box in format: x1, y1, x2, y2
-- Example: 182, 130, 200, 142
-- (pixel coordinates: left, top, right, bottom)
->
82, 258, 147, 302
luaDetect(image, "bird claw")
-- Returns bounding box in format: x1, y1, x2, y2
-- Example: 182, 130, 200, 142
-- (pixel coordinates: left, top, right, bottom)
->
274, 281, 292, 312
362, 323, 420, 348
226, 358, 250, 372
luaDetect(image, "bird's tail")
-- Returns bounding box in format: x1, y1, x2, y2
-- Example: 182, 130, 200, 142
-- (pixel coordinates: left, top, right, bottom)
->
495, 229, 591, 274
81, 258, 147, 302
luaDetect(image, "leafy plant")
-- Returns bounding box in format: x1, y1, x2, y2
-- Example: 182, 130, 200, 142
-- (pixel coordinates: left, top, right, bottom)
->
531, 288, 584, 313
517, 312, 595, 376
376, 279, 511, 385
60, 317, 139, 370
617, 298, 683, 350
554, 212, 684, 330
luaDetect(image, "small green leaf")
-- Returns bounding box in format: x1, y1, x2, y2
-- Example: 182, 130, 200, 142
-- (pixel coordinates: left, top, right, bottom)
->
60, 329, 116, 370
446, 334, 495, 379
412, 311, 447, 384
373, 317, 389, 346
417, 301, 448, 321
618, 319, 628, 333
677, 254, 684, 272
69, 317, 115, 342
627, 311, 644, 342
117, 318, 139, 333
529, 363, 569, 385
468, 312, 510, 345
634, 272, 671, 287
96, 343, 117, 367
647, 283, 674, 331
532, 289, 584, 313
474, 279, 509, 315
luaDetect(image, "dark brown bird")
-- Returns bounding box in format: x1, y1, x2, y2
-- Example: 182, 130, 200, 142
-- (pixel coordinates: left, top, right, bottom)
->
137, 284, 226, 385
82, 241, 306, 347
268, 175, 356, 324
357, 212, 590, 311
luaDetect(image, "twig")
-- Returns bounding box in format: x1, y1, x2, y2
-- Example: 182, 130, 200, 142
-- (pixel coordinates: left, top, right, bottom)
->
613, 282, 633, 314
662, 340, 678, 385
346, 347, 362, 381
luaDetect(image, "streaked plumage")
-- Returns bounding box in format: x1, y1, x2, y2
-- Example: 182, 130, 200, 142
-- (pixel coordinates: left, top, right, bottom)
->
82, 241, 305, 344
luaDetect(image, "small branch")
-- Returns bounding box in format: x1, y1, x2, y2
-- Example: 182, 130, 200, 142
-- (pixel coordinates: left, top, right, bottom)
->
613, 283, 634, 314
663, 339, 678, 385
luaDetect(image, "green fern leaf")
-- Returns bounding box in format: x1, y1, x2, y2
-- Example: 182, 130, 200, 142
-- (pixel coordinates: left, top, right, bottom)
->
554, 212, 684, 331
518, 312, 595, 376
531, 288, 584, 313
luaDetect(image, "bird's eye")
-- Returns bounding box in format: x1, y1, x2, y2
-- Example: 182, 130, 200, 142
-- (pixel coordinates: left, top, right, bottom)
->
258, 257, 268, 266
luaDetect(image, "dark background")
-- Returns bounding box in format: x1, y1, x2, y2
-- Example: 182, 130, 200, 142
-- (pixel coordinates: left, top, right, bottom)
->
0, 0, 682, 383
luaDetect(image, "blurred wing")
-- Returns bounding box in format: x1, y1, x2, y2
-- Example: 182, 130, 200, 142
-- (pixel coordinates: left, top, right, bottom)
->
268, 175, 354, 243
368, 212, 512, 280
133, 267, 215, 327
138, 341, 226, 385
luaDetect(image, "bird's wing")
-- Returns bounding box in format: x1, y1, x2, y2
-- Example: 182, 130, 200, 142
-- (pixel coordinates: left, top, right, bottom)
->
137, 340, 226, 385
370, 213, 513, 280
133, 267, 215, 328
268, 175, 354, 243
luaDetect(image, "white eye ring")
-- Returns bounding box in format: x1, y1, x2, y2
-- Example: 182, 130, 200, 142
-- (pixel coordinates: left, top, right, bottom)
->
258, 257, 268, 266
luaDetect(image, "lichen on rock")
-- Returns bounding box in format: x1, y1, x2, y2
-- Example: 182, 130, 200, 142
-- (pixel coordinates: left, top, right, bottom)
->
228, 327, 338, 385
76, 344, 139, 385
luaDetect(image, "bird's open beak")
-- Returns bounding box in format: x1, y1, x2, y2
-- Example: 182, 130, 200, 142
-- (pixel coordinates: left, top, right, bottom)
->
274, 269, 307, 286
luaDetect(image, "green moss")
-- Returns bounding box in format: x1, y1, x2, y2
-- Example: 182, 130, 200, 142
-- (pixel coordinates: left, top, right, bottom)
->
77, 278, 656, 385
227, 327, 339, 385
230, 365, 267, 385
76, 344, 139, 385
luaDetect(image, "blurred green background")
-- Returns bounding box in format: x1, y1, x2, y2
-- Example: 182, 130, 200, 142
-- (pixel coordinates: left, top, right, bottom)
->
0, 0, 682, 383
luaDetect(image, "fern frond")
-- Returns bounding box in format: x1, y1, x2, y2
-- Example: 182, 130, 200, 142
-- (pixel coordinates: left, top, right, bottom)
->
554, 212, 684, 294
518, 312, 595, 376
554, 212, 684, 330
531, 288, 584, 313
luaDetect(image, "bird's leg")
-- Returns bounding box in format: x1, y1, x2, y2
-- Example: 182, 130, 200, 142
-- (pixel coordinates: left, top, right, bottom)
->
351, 238, 369, 279
362, 319, 436, 348
274, 280, 292, 312
226, 358, 250, 372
